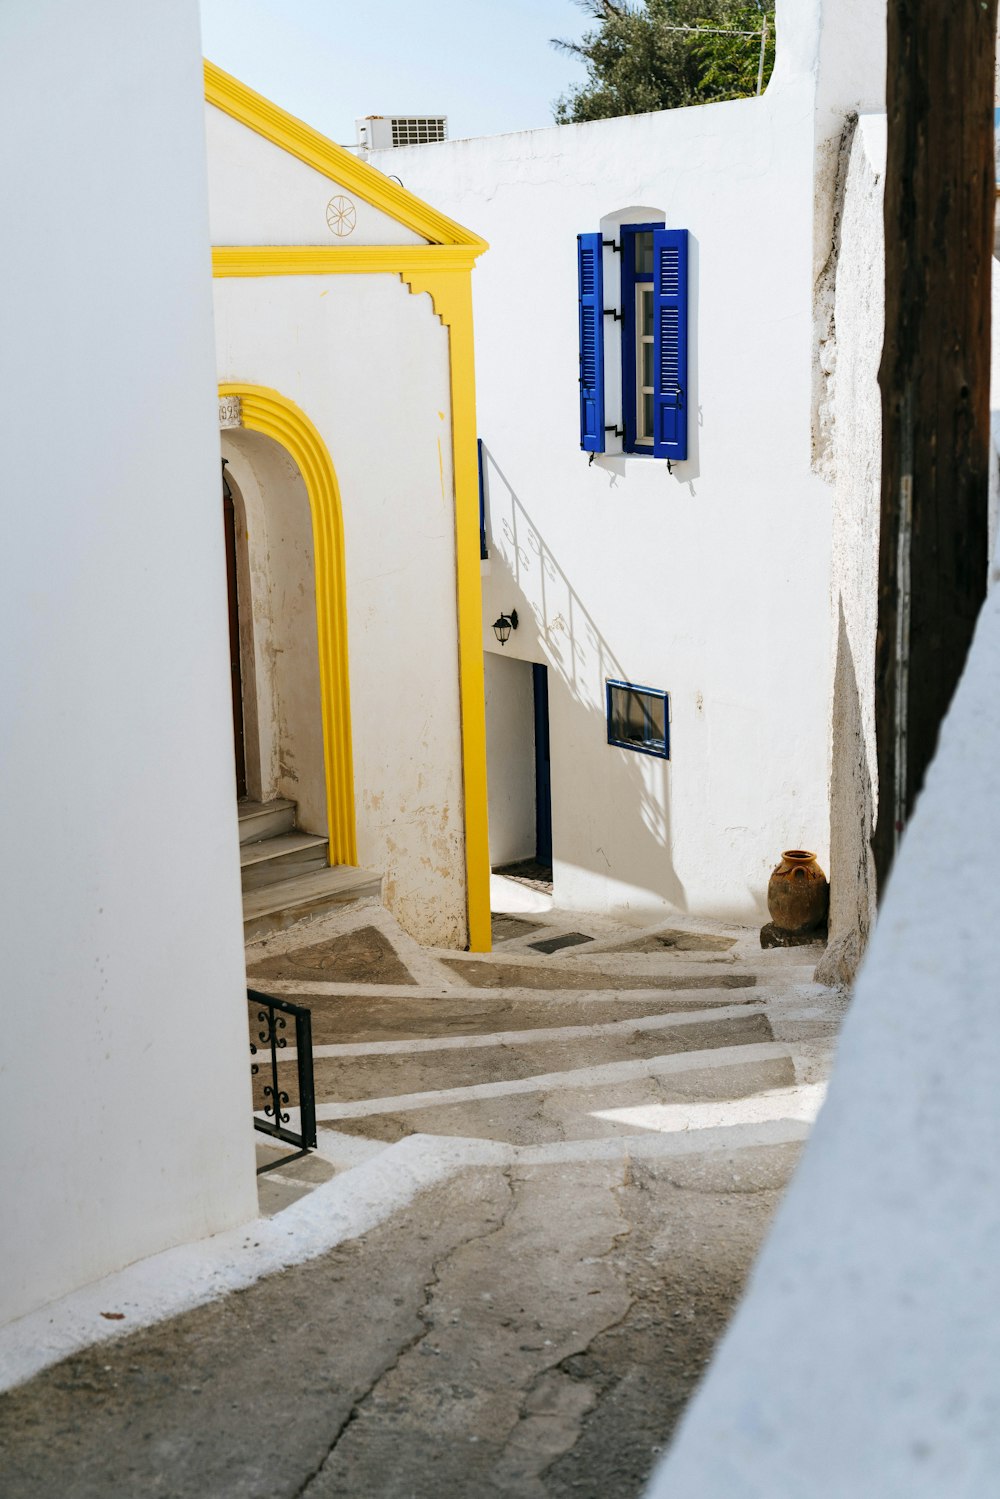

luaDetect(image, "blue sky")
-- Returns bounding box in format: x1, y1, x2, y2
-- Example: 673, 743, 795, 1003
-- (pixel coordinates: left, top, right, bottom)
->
199, 0, 589, 144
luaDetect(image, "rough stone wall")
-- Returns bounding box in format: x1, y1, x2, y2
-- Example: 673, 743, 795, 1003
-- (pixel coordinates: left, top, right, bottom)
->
812, 115, 857, 480
816, 119, 1000, 988
810, 0, 888, 472
815, 116, 886, 987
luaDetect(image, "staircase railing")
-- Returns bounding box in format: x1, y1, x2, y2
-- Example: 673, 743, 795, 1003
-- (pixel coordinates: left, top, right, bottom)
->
248, 989, 317, 1151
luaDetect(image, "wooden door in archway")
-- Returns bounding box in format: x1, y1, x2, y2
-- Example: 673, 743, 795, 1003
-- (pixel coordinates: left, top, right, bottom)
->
222, 463, 247, 799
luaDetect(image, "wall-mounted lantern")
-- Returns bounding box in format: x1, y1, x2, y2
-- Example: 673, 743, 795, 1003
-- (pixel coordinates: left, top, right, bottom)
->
492, 609, 518, 646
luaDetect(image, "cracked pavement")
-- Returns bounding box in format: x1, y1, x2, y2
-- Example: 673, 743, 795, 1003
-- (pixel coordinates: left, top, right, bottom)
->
0, 1152, 796, 1498
0, 900, 842, 1497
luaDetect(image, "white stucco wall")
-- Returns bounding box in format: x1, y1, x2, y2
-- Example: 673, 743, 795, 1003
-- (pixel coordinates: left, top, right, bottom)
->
0, 1, 257, 1328
648, 543, 1000, 1498
205, 105, 427, 247
212, 268, 467, 946
379, 1, 874, 926
484, 653, 537, 866
816, 114, 885, 985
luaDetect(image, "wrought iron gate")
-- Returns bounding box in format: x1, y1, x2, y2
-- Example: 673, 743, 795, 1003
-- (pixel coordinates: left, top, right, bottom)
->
248, 989, 317, 1151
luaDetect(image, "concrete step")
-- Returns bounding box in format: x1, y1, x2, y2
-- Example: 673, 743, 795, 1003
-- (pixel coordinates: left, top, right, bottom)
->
248, 988, 767, 1046
438, 955, 760, 993
240, 831, 330, 892
242, 865, 383, 940
308, 1010, 777, 1104
237, 798, 296, 845
315, 1042, 803, 1147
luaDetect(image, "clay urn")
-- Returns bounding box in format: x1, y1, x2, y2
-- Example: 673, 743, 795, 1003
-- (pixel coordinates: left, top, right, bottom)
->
766, 850, 829, 933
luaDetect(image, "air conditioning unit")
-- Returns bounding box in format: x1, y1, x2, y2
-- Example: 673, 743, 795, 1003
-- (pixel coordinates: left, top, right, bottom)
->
356, 115, 448, 153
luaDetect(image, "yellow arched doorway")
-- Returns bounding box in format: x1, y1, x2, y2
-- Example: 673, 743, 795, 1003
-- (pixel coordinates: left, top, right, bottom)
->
219, 383, 356, 867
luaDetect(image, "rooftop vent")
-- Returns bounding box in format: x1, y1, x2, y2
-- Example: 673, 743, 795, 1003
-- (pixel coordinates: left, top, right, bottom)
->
356, 115, 448, 152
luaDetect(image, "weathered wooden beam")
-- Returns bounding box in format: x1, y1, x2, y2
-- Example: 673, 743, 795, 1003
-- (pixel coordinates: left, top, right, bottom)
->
873, 0, 997, 894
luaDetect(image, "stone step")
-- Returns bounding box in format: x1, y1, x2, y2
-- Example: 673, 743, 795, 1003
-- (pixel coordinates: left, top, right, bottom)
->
315, 1043, 802, 1148
305, 1010, 776, 1103
242, 866, 382, 940
247, 988, 767, 1046
559, 946, 820, 973
483, 924, 825, 974
438, 955, 760, 993
240, 831, 330, 891
237, 798, 296, 845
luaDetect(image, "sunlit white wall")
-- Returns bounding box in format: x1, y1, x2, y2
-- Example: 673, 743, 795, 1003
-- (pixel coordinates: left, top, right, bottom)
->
0, 0, 257, 1327
381, 0, 885, 924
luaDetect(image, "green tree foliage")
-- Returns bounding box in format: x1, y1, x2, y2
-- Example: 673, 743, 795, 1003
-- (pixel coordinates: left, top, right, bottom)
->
553, 0, 777, 124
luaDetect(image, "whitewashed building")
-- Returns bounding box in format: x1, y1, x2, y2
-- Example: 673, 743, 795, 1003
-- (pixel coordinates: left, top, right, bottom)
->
378, 0, 885, 932
364, 1, 1000, 1490
648, 41, 1000, 1487
8, 1, 1000, 1486
0, 0, 258, 1330
205, 63, 491, 951
0, 7, 492, 1336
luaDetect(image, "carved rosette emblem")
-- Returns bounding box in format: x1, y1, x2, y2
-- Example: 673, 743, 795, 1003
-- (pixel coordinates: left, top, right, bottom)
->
326, 194, 357, 237
218, 395, 242, 429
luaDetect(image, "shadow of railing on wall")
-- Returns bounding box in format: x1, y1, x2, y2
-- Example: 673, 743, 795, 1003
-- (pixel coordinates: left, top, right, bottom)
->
481, 445, 686, 909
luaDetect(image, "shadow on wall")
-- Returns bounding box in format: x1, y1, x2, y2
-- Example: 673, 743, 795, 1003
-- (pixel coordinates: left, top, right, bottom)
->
483, 446, 687, 914
816, 596, 876, 985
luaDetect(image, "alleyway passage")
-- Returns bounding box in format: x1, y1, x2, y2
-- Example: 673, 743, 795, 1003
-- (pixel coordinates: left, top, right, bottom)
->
0, 897, 843, 1498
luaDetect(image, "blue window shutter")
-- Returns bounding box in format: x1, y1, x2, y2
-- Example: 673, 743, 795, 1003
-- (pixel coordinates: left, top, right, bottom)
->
652, 229, 688, 461
577, 232, 605, 452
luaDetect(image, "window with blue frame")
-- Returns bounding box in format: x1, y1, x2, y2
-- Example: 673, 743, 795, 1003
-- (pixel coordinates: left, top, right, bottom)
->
577, 224, 689, 461
606, 680, 670, 760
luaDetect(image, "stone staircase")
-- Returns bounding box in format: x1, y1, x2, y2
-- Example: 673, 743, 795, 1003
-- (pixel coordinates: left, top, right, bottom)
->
239, 905, 844, 1487
318, 973, 829, 1153
238, 798, 381, 940
245, 906, 842, 1205
0, 905, 846, 1499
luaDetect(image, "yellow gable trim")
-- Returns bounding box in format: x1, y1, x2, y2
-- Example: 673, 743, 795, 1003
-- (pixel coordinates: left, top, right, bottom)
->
212, 245, 479, 277
204, 60, 487, 254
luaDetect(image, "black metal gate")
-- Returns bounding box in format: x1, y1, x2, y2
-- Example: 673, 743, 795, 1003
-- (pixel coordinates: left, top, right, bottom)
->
248, 989, 317, 1151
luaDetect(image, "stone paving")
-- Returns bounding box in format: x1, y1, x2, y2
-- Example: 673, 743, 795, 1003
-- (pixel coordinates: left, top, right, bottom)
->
0, 891, 844, 1498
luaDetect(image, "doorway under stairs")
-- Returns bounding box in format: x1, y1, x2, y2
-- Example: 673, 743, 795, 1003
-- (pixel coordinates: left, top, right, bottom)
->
485, 655, 553, 890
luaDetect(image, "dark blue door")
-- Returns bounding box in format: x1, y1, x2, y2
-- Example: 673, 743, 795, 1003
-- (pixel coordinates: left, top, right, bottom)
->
532, 664, 552, 866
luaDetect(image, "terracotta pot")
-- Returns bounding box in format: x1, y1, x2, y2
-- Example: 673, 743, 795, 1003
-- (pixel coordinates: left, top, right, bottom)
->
767, 850, 829, 932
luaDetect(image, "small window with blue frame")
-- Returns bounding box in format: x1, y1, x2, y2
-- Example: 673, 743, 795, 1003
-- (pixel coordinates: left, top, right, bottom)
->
606, 680, 670, 759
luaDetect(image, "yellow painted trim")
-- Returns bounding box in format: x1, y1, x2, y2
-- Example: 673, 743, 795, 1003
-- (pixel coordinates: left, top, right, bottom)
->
219, 383, 357, 868
210, 213, 490, 944
212, 245, 479, 278
400, 268, 492, 952
204, 59, 487, 254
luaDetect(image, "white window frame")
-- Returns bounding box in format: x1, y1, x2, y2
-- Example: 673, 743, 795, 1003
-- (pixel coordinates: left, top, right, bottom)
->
635, 282, 654, 448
